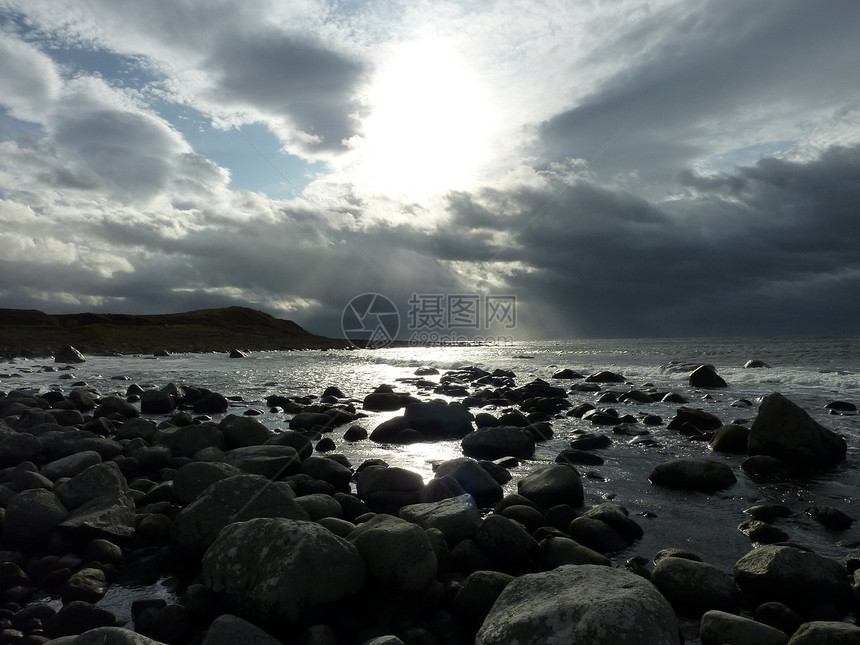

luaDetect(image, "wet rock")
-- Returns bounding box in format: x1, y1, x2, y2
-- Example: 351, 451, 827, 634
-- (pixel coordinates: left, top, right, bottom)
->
59, 490, 137, 541
690, 365, 728, 388
219, 414, 273, 448
343, 425, 368, 441
2, 488, 68, 548
347, 514, 437, 590
140, 389, 177, 415
453, 570, 515, 630
363, 388, 415, 411
294, 493, 342, 520
824, 400, 856, 415
475, 514, 539, 566
202, 518, 365, 624
93, 396, 139, 420
461, 426, 535, 460
229, 349, 246, 358
787, 621, 860, 643
299, 455, 351, 492
744, 359, 772, 368
193, 392, 229, 414
0, 432, 42, 466
356, 465, 424, 513
55, 345, 85, 364
568, 517, 628, 555
475, 564, 677, 644
804, 505, 854, 530
201, 613, 283, 645
700, 610, 788, 645
649, 457, 737, 492
172, 474, 309, 557
584, 371, 626, 383
55, 461, 127, 509
265, 430, 313, 460
434, 459, 502, 508
58, 625, 169, 643
755, 602, 804, 637
41, 451, 103, 481
170, 461, 243, 506
552, 368, 583, 379
62, 567, 109, 604
569, 433, 612, 450
748, 393, 846, 469
742, 455, 799, 478
404, 401, 474, 438
536, 535, 610, 568
222, 444, 301, 479
733, 545, 852, 611
739, 519, 790, 544
709, 424, 751, 454
399, 494, 480, 545
517, 464, 584, 509
667, 407, 723, 432
45, 602, 117, 638
555, 448, 605, 466
157, 422, 225, 458
651, 557, 739, 614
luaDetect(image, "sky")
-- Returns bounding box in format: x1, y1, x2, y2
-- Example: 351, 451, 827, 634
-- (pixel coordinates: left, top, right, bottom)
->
1, 0, 859, 340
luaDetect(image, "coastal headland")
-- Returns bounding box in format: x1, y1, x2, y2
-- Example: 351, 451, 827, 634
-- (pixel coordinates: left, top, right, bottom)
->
0, 307, 352, 358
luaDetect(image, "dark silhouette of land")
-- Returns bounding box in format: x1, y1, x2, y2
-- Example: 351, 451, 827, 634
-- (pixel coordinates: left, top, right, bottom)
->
0, 306, 352, 358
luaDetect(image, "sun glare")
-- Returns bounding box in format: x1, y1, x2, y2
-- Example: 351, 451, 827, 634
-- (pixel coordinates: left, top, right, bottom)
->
352, 37, 498, 201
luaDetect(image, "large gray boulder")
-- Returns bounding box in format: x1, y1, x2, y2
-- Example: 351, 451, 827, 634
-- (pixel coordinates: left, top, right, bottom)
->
59, 490, 137, 541
733, 545, 853, 611
649, 457, 736, 492
172, 474, 309, 556
55, 344, 86, 364
399, 494, 481, 544
157, 422, 226, 458
404, 401, 473, 438
202, 518, 366, 624
171, 461, 244, 506
347, 514, 438, 590
516, 464, 584, 509
475, 514, 539, 564
55, 461, 128, 509
222, 445, 301, 479
475, 564, 678, 644
60, 626, 168, 644
787, 621, 860, 644
41, 450, 103, 481
219, 414, 273, 448
748, 393, 847, 468
356, 465, 424, 512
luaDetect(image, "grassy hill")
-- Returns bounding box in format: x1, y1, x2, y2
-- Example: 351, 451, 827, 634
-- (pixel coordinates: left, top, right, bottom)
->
0, 306, 351, 358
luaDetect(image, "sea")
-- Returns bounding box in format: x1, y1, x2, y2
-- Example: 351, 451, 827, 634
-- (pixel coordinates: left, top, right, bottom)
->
3, 336, 859, 578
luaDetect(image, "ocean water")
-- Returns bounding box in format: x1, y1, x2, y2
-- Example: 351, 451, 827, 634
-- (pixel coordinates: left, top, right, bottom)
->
3, 337, 859, 574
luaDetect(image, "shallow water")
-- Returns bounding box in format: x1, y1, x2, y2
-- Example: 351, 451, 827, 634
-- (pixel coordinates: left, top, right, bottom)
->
3, 337, 859, 576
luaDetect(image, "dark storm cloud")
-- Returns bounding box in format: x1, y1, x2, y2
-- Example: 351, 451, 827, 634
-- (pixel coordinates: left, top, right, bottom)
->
206, 30, 366, 153
540, 1, 860, 183
433, 143, 860, 337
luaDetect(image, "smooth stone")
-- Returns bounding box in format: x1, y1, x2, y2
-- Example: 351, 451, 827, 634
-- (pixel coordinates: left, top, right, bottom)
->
202, 518, 366, 623
787, 621, 860, 644
690, 365, 728, 388
649, 457, 736, 491
700, 610, 788, 645
651, 556, 739, 614
433, 459, 502, 508
356, 465, 424, 513
536, 536, 610, 568
474, 514, 539, 564
516, 464, 584, 509
170, 461, 244, 506
2, 488, 69, 548
475, 564, 677, 644
461, 426, 535, 460
453, 570, 515, 629
201, 613, 283, 645
347, 514, 437, 590
399, 494, 480, 544
219, 414, 273, 448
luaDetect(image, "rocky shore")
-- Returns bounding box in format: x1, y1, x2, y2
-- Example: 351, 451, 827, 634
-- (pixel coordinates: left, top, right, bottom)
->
0, 356, 858, 644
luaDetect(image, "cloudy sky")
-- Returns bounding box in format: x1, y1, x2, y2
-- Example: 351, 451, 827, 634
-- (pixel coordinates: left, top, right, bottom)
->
1, 0, 859, 340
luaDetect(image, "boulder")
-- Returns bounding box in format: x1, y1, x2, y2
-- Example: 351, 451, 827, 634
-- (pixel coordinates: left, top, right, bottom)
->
649, 457, 737, 492
63, 566, 109, 603
41, 450, 103, 480
0, 431, 42, 466
55, 345, 86, 364
265, 430, 313, 460
474, 514, 539, 564
787, 621, 860, 644
202, 518, 366, 623
434, 458, 503, 507
536, 536, 610, 568
567, 517, 628, 555
193, 392, 230, 414
403, 401, 474, 438
690, 365, 728, 388
222, 445, 301, 479
93, 396, 139, 420
140, 389, 177, 415
709, 424, 751, 454
2, 488, 69, 548
748, 393, 846, 468
58, 626, 167, 644
399, 494, 481, 544
347, 514, 437, 590
55, 461, 128, 509
667, 407, 723, 432
59, 490, 137, 541
201, 613, 283, 645
356, 466, 424, 513
733, 545, 853, 611
171, 461, 244, 506
363, 390, 414, 411
299, 455, 352, 492
651, 557, 739, 614
516, 464, 584, 509
219, 414, 273, 448
294, 493, 342, 520
172, 474, 309, 556
454, 570, 515, 629
461, 426, 535, 460
475, 564, 678, 644
700, 610, 788, 645
157, 423, 226, 458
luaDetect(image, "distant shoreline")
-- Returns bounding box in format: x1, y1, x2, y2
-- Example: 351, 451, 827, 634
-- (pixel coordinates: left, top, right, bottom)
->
0, 306, 353, 359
